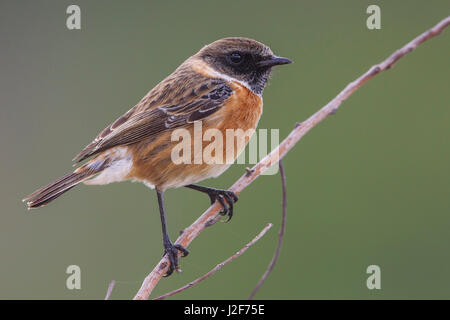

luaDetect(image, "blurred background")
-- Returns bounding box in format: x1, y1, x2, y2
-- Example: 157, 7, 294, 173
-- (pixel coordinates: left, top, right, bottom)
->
0, 0, 449, 299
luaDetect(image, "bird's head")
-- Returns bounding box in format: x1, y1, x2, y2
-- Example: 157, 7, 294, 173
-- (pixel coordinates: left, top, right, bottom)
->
195, 37, 292, 95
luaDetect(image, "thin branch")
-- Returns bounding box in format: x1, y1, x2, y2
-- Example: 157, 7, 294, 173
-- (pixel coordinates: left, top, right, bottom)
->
153, 223, 273, 300
248, 160, 287, 299
105, 280, 116, 300
134, 16, 450, 300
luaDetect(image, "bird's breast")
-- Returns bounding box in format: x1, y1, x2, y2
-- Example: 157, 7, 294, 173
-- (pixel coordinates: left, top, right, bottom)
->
126, 78, 263, 190
204, 80, 263, 159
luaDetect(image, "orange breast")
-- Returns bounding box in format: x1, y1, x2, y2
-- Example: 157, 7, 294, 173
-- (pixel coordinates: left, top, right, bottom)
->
127, 81, 263, 190
220, 81, 263, 131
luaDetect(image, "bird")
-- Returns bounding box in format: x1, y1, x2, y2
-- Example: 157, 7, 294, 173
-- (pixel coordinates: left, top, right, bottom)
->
23, 37, 292, 275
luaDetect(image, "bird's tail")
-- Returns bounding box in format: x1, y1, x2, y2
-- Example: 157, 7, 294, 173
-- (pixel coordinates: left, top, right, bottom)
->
22, 165, 101, 209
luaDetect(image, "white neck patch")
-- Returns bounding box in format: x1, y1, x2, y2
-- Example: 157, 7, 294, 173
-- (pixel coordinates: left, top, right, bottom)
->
197, 63, 262, 97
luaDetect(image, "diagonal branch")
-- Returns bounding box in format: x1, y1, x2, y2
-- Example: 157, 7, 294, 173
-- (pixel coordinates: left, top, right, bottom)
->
153, 223, 273, 300
134, 16, 450, 300
105, 280, 116, 300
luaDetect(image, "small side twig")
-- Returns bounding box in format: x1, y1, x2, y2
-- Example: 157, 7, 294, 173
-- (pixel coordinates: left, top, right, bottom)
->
105, 280, 116, 300
153, 223, 273, 300
248, 160, 287, 299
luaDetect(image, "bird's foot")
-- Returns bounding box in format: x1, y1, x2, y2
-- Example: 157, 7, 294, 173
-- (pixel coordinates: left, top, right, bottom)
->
163, 242, 189, 277
206, 189, 239, 222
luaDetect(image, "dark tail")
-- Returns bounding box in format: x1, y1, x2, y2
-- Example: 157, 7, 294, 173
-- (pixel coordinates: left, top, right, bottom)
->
23, 168, 95, 209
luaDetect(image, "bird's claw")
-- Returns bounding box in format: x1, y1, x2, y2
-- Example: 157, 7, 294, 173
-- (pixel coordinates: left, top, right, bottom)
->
163, 242, 189, 277
207, 189, 239, 222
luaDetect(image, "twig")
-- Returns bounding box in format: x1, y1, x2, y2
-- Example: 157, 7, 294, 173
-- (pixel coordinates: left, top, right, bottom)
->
105, 280, 116, 300
153, 223, 273, 300
134, 16, 450, 300
248, 160, 287, 299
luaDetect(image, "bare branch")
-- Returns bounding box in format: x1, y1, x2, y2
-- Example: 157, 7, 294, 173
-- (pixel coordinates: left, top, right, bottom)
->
153, 223, 273, 300
248, 160, 287, 299
134, 16, 450, 300
105, 280, 116, 300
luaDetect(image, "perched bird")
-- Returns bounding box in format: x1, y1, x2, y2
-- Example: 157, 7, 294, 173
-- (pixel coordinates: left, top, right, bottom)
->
23, 37, 292, 275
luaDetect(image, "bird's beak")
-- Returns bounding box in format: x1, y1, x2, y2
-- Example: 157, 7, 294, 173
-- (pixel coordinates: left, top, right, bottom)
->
258, 56, 293, 68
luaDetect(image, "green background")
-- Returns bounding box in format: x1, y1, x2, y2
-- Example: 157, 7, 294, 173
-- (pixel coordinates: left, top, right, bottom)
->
1, 0, 449, 299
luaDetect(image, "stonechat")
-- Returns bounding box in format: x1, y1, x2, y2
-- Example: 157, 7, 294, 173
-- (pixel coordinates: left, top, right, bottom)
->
23, 37, 292, 275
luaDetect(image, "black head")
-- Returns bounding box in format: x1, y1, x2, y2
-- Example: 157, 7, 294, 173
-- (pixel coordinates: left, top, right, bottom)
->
196, 37, 292, 95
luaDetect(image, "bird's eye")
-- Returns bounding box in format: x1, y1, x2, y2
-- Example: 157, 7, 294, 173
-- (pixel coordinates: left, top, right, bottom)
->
229, 52, 243, 64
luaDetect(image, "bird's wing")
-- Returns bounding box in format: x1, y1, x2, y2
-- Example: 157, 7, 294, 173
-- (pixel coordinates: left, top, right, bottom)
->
73, 78, 232, 163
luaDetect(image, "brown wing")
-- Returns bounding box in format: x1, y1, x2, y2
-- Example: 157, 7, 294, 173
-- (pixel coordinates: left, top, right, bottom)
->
73, 77, 232, 163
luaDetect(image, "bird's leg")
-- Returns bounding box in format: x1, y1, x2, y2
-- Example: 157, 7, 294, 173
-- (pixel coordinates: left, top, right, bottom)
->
185, 184, 239, 222
156, 189, 189, 276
